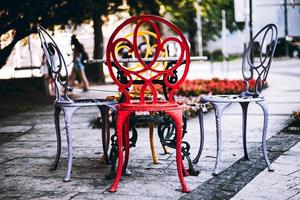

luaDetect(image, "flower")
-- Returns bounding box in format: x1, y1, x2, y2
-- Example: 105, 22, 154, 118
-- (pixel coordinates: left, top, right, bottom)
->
176, 78, 266, 97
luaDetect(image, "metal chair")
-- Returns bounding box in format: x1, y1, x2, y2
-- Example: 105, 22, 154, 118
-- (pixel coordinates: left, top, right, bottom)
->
108, 30, 171, 165
193, 24, 278, 175
37, 25, 116, 182
106, 15, 192, 193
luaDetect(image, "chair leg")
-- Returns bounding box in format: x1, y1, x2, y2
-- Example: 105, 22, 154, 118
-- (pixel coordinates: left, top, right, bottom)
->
52, 106, 62, 170
181, 160, 189, 177
109, 110, 132, 193
193, 108, 205, 164
256, 101, 274, 172
99, 106, 111, 164
62, 107, 79, 182
212, 102, 230, 176
162, 145, 170, 154
106, 111, 118, 179
149, 123, 159, 164
240, 102, 250, 160
123, 116, 132, 175
158, 119, 170, 154
165, 110, 189, 193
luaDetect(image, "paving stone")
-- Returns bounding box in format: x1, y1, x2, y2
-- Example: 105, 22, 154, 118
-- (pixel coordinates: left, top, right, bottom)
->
0, 189, 73, 200
0, 125, 33, 133
232, 142, 300, 200
180, 132, 300, 200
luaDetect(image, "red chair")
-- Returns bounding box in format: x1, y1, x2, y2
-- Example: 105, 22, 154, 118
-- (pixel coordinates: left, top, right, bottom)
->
106, 15, 191, 193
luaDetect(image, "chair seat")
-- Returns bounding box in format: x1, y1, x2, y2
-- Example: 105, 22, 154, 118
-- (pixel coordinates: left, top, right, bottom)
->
55, 99, 116, 107
201, 94, 265, 103
117, 101, 183, 111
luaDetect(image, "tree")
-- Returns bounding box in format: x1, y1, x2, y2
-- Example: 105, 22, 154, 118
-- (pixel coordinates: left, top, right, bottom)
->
3, 0, 242, 81
201, 0, 244, 44
0, 0, 172, 83
70, 0, 124, 83
127, 0, 161, 15
0, 0, 126, 83
162, 0, 244, 55
161, 0, 198, 55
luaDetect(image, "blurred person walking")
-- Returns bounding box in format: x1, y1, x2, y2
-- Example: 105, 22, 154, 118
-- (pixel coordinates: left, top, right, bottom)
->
69, 35, 89, 91
40, 53, 55, 96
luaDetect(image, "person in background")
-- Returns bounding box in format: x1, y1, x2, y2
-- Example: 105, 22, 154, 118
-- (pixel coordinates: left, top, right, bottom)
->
69, 34, 89, 91
40, 53, 55, 96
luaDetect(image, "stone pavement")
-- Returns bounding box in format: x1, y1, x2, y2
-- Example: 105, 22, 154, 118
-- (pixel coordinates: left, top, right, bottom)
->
232, 142, 300, 200
0, 59, 300, 199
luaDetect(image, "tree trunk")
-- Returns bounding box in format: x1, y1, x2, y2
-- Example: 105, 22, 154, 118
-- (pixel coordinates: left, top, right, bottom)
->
188, 29, 197, 56
87, 12, 105, 84
0, 29, 34, 70
0, 36, 19, 69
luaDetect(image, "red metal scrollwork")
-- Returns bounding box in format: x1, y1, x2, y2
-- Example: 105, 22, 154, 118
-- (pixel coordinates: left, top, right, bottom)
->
106, 15, 190, 104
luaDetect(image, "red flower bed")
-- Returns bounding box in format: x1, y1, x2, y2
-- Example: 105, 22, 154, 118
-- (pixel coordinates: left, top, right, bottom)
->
103, 79, 266, 121
177, 78, 260, 97
130, 78, 265, 98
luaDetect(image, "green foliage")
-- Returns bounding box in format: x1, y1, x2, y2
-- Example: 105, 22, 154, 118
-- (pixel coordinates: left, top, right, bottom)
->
0, 0, 123, 69
0, 0, 168, 81
162, 0, 244, 54
160, 0, 197, 54
127, 0, 161, 15
201, 0, 244, 43
0, 0, 244, 74
208, 49, 239, 61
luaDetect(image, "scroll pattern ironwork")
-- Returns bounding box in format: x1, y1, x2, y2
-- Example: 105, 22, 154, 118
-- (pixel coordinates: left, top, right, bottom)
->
106, 15, 190, 104
37, 25, 71, 102
242, 24, 278, 97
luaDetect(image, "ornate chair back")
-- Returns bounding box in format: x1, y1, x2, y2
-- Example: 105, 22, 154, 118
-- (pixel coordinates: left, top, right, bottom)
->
242, 24, 278, 97
37, 25, 71, 102
106, 15, 190, 104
